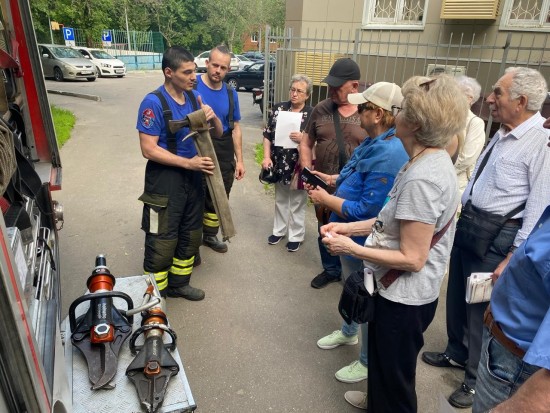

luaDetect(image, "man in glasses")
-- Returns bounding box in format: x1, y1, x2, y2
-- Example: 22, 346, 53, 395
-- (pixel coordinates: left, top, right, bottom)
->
299, 58, 366, 289
422, 67, 550, 408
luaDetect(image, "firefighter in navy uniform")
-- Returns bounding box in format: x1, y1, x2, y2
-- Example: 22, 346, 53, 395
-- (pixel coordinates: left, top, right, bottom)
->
196, 45, 245, 253
136, 46, 222, 301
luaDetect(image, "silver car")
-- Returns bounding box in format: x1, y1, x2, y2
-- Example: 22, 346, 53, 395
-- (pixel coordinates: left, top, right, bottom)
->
38, 44, 97, 82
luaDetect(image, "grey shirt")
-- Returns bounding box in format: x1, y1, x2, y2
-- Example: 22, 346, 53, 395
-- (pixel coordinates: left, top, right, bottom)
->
363, 150, 459, 305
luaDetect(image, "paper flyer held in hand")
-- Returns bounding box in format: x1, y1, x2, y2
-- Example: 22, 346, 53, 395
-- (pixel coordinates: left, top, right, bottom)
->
274, 111, 302, 148
465, 272, 493, 304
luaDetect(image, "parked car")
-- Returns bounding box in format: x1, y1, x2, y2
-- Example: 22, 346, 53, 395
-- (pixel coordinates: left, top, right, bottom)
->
252, 84, 275, 114
75, 47, 126, 78
38, 44, 96, 82
224, 61, 275, 90
242, 51, 265, 61
235, 54, 253, 70
194, 50, 239, 72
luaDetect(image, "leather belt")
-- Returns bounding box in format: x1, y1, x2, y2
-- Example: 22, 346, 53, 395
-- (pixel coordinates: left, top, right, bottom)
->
505, 218, 522, 225
484, 306, 526, 358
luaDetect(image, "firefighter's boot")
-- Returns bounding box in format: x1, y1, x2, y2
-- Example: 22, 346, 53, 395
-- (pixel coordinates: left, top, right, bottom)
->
166, 285, 205, 301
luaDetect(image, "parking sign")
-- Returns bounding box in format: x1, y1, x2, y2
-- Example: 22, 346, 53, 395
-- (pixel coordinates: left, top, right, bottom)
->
63, 27, 75, 46
102, 30, 112, 47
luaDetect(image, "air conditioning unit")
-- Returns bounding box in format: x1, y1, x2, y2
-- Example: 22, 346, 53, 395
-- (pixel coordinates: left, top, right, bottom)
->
426, 64, 466, 77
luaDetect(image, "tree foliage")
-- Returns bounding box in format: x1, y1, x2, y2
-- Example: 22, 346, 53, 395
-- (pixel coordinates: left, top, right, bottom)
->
30, 0, 286, 52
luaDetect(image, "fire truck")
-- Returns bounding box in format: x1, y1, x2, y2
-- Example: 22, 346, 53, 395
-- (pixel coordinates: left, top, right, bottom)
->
0, 1, 195, 412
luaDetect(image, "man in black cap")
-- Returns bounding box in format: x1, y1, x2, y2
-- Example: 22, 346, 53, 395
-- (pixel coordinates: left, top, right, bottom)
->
300, 58, 366, 289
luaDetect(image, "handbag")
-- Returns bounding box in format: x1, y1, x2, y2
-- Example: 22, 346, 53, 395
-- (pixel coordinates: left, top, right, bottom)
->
454, 200, 524, 260
259, 166, 279, 184
454, 139, 525, 260
338, 212, 456, 324
338, 270, 375, 324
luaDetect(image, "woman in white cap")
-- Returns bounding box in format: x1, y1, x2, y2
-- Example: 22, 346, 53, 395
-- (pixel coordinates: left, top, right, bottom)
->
321, 75, 468, 412
307, 82, 408, 386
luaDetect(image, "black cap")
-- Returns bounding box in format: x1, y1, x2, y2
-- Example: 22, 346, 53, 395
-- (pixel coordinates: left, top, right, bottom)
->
322, 58, 361, 87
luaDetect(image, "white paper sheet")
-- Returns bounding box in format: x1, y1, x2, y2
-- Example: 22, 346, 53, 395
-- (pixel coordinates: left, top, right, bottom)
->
274, 111, 302, 148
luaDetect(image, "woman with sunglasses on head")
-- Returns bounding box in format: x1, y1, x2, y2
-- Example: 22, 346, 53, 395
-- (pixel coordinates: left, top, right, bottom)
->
306, 82, 408, 385
262, 74, 313, 252
321, 75, 468, 412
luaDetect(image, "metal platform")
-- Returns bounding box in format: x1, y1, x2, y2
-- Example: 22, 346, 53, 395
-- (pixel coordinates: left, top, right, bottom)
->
63, 275, 196, 413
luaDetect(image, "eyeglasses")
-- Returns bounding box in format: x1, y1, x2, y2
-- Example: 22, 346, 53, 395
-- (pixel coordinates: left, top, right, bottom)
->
357, 102, 378, 114
289, 87, 306, 95
391, 105, 402, 117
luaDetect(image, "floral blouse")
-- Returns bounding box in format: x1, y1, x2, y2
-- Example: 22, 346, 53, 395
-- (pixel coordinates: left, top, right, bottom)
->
262, 101, 313, 185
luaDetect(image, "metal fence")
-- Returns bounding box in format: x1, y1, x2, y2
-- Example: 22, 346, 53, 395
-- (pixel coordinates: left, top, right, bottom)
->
265, 25, 550, 124
70, 28, 165, 53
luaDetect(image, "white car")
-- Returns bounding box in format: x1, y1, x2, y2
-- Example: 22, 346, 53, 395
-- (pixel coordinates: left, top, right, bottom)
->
75, 47, 126, 78
235, 54, 253, 70
194, 50, 239, 72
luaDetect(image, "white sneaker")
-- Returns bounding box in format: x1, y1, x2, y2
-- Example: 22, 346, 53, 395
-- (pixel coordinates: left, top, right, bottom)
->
335, 360, 368, 383
317, 330, 358, 349
344, 391, 368, 410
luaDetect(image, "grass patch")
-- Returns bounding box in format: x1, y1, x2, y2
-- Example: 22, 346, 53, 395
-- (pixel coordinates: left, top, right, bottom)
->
51, 105, 75, 147
254, 143, 263, 165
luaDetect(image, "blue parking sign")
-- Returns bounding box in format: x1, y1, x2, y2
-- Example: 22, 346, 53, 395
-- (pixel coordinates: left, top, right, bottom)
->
102, 30, 112, 42
63, 28, 74, 41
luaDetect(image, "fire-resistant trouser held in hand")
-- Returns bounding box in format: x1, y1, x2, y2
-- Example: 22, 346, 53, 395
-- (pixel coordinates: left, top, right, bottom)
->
140, 160, 203, 291
203, 131, 235, 237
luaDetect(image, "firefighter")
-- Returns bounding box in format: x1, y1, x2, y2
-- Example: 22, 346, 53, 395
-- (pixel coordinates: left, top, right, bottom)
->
136, 46, 222, 300
196, 45, 245, 253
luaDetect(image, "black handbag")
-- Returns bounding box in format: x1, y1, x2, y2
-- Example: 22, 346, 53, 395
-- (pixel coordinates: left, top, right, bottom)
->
259, 166, 279, 184
454, 200, 524, 260
454, 139, 524, 260
338, 270, 375, 325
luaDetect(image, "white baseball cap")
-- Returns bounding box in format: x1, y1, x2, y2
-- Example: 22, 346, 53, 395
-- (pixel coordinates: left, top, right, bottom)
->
348, 82, 403, 112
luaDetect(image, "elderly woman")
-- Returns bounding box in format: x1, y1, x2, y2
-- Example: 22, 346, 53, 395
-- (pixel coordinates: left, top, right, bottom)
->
454, 76, 486, 196
321, 75, 468, 412
307, 82, 408, 385
262, 74, 313, 252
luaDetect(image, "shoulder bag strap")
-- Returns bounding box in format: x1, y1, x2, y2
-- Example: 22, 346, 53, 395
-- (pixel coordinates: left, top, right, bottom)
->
332, 103, 348, 172
378, 208, 457, 289
468, 136, 497, 197
150, 90, 177, 155
225, 82, 234, 130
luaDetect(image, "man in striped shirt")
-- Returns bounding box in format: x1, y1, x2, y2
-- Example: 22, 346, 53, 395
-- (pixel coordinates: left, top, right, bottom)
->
422, 67, 550, 408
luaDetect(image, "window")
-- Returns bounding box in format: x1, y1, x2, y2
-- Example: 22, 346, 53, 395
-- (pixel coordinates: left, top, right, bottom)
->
362, 0, 429, 29
501, 0, 550, 30
251, 33, 258, 43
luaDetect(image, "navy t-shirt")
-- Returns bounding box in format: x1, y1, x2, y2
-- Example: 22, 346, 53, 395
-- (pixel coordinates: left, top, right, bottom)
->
195, 75, 241, 134
136, 85, 200, 158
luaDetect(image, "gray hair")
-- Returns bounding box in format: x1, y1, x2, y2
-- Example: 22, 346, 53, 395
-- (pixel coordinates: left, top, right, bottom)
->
289, 74, 313, 96
456, 76, 481, 106
505, 67, 548, 111
401, 75, 469, 148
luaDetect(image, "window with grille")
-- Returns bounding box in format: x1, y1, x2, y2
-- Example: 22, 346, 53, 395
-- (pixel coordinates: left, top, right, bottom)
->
362, 0, 428, 29
501, 0, 550, 30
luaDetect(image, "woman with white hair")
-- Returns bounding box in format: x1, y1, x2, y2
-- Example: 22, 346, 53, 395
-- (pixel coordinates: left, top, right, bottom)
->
321, 75, 469, 412
454, 76, 486, 196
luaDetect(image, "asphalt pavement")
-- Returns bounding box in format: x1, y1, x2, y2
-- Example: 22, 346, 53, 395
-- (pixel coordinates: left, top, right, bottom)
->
49, 72, 470, 413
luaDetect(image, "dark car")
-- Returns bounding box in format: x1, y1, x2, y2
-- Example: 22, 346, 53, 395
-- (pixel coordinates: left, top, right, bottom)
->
242, 51, 265, 61
224, 61, 275, 90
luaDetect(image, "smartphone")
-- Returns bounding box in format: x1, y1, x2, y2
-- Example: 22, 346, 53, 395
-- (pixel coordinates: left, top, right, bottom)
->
300, 167, 328, 190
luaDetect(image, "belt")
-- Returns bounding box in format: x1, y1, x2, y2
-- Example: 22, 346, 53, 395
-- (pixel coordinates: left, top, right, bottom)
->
505, 218, 522, 225
484, 306, 526, 358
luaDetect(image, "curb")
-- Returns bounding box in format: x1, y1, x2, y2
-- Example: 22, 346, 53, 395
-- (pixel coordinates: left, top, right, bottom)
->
47, 89, 101, 102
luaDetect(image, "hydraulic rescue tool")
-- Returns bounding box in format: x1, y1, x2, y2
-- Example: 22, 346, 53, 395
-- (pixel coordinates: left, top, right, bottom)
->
68, 255, 134, 390
169, 109, 236, 241
126, 281, 179, 413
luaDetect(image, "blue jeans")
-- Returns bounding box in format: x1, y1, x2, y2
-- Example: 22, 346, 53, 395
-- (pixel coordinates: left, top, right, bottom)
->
316, 207, 341, 277
472, 328, 540, 413
340, 256, 368, 366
